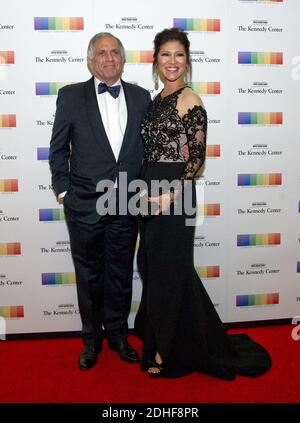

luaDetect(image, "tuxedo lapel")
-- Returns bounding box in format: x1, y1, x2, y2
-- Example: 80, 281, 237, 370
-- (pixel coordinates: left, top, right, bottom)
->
84, 77, 116, 161
118, 80, 137, 160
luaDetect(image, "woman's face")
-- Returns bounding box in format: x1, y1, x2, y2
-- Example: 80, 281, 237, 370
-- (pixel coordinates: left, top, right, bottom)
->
156, 40, 188, 84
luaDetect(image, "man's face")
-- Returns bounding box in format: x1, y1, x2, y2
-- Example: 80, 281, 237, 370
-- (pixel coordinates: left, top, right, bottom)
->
88, 36, 125, 85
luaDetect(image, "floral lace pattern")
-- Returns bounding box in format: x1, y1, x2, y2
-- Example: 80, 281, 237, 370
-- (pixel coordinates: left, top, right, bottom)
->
141, 87, 207, 180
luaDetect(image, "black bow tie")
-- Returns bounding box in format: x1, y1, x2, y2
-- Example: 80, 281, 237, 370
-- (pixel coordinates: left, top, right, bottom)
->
98, 82, 121, 99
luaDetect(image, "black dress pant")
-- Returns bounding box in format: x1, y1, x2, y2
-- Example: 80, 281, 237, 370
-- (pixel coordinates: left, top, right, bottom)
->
64, 208, 137, 346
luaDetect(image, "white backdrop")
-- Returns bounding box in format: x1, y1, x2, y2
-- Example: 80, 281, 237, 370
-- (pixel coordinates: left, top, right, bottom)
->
1, 0, 300, 335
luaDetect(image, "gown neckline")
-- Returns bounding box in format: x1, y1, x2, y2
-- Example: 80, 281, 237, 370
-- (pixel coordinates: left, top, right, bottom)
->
159, 85, 187, 100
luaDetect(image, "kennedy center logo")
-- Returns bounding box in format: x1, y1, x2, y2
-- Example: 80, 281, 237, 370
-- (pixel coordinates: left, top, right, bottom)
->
0, 51, 15, 64
198, 204, 220, 217
39, 209, 65, 222
173, 18, 220, 32
0, 243, 21, 255
35, 82, 72, 96
42, 272, 76, 285
238, 51, 283, 65
236, 293, 279, 307
0, 305, 24, 318
206, 145, 221, 158
196, 266, 220, 278
190, 82, 220, 95
238, 173, 282, 186
37, 147, 49, 161
125, 51, 153, 64
0, 179, 18, 192
237, 233, 280, 247
0, 115, 16, 128
238, 112, 282, 125
34, 17, 84, 31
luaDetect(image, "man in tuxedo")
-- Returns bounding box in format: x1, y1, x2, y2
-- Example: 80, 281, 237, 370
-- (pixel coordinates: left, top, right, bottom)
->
49, 33, 151, 370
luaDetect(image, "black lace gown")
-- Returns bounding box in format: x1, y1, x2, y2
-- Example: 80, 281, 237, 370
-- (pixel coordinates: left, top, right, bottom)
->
134, 87, 272, 380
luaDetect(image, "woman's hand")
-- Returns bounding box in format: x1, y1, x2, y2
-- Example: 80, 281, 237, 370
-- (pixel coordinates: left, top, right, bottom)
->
147, 192, 174, 215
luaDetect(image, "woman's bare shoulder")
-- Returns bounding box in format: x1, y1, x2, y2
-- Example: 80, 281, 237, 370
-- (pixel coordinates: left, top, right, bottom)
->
177, 86, 205, 116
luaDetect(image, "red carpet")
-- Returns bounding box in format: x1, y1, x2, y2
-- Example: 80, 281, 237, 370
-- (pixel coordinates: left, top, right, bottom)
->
0, 325, 299, 403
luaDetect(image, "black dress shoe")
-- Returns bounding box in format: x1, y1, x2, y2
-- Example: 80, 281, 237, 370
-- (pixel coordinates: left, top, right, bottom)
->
78, 344, 101, 370
108, 338, 140, 363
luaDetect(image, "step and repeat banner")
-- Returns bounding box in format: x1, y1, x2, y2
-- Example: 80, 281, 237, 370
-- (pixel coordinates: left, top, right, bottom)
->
1, 0, 300, 335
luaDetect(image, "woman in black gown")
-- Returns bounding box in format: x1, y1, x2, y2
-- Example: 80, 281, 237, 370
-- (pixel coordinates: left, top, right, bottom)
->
134, 28, 272, 380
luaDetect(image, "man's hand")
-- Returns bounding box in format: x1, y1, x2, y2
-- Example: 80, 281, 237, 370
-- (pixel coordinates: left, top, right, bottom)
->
57, 190, 67, 205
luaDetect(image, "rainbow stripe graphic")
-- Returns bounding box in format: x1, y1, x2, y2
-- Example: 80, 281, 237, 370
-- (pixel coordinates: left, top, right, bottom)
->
125, 51, 153, 63
206, 145, 221, 157
39, 209, 65, 221
35, 82, 71, 96
34, 17, 84, 30
173, 18, 220, 32
37, 147, 49, 161
190, 82, 220, 95
238, 173, 282, 186
238, 51, 283, 65
0, 179, 18, 192
0, 51, 15, 64
238, 112, 282, 125
237, 233, 280, 247
297, 262, 300, 273
196, 266, 220, 278
0, 114, 16, 128
42, 272, 76, 285
236, 293, 279, 307
0, 243, 21, 255
199, 204, 220, 216
0, 306, 24, 318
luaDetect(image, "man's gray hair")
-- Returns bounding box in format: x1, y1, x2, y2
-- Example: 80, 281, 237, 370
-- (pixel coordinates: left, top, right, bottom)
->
87, 32, 125, 59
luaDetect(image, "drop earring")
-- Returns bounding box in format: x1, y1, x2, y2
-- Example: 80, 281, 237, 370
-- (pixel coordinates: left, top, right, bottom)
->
154, 72, 159, 90
185, 65, 191, 86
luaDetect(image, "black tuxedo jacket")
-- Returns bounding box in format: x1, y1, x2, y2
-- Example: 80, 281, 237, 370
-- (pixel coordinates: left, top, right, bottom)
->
49, 77, 151, 223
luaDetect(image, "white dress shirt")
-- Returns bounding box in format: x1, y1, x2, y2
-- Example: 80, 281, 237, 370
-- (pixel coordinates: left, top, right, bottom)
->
94, 77, 127, 161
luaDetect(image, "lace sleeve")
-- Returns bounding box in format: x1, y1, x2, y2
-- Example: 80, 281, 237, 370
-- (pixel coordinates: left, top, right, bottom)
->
180, 105, 207, 180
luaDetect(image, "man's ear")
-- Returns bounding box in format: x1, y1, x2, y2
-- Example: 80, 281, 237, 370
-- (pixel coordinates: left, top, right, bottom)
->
87, 58, 93, 75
